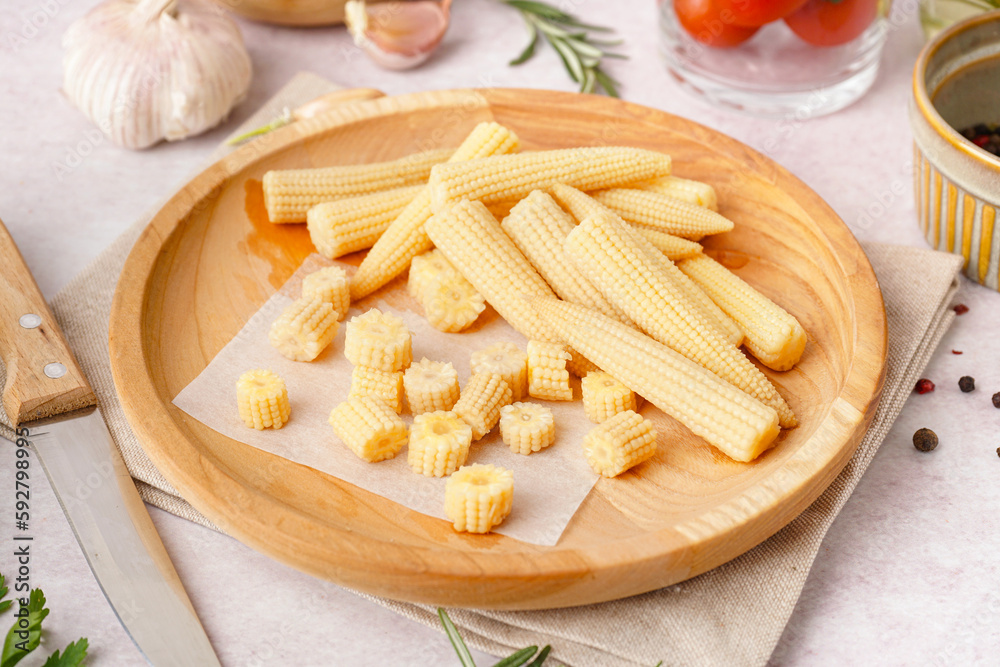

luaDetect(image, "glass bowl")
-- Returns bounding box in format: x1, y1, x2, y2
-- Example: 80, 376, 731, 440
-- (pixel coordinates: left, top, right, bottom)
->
659, 0, 891, 117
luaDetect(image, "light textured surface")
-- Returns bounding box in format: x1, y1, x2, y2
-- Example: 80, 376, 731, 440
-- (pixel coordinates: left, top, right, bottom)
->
0, 1, 998, 666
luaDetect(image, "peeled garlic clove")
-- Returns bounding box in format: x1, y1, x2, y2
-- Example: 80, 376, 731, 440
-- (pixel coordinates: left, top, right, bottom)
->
62, 0, 252, 150
345, 0, 451, 71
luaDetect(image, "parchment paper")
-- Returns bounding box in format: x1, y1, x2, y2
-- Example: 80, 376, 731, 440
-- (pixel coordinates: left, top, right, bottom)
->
172, 254, 603, 545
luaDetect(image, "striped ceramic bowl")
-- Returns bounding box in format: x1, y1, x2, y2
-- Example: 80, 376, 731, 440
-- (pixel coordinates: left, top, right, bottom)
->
910, 10, 1000, 290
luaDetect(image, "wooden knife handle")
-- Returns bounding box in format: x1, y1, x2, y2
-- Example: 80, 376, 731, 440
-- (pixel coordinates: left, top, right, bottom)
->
0, 217, 95, 426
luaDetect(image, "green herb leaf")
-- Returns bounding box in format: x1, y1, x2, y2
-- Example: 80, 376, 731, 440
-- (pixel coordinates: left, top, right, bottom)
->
526, 645, 552, 666
1, 589, 50, 667
0, 576, 11, 615
491, 646, 537, 667
438, 608, 476, 667
41, 639, 88, 667
502, 0, 624, 97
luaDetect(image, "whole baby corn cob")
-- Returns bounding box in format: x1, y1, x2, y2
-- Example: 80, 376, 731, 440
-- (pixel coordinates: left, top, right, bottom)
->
499, 402, 555, 455
548, 183, 702, 261
470, 342, 528, 402
582, 371, 637, 424
428, 146, 673, 212
529, 295, 780, 462
350, 122, 521, 300
344, 308, 412, 372
501, 190, 627, 322
582, 410, 658, 478
262, 148, 451, 223
404, 358, 460, 414
329, 396, 408, 463
527, 340, 574, 401
677, 254, 807, 371
348, 366, 404, 414
268, 296, 339, 362
424, 199, 559, 342
453, 372, 512, 441
444, 464, 514, 533
591, 188, 733, 240
307, 185, 422, 259
564, 212, 795, 427
301, 265, 351, 321
236, 369, 290, 430
407, 411, 472, 477
636, 175, 719, 210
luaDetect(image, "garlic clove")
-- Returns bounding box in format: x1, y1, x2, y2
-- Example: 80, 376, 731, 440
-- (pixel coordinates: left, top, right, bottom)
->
344, 0, 451, 71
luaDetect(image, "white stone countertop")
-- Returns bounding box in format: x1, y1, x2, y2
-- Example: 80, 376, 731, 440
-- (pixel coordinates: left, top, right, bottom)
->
1, 0, 999, 665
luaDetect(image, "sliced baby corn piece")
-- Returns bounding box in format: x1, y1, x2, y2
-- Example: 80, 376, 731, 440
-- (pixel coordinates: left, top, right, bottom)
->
349, 122, 521, 299
236, 369, 290, 430
348, 366, 404, 414
344, 308, 412, 372
636, 175, 719, 210
301, 265, 350, 321
444, 464, 514, 533
633, 227, 703, 261
407, 249, 456, 299
501, 190, 625, 322
329, 396, 408, 463
527, 340, 573, 401
583, 410, 658, 478
262, 147, 452, 223
591, 188, 733, 240
564, 211, 795, 427
453, 372, 512, 441
470, 342, 528, 402
582, 371, 636, 424
529, 296, 780, 462
425, 199, 560, 342
428, 146, 673, 212
404, 358, 460, 414
268, 296, 339, 362
307, 185, 422, 259
419, 272, 487, 333
678, 254, 807, 371
499, 402, 555, 455
407, 411, 472, 477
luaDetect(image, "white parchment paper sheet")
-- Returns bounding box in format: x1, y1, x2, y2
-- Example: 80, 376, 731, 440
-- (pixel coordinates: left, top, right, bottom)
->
172, 254, 600, 545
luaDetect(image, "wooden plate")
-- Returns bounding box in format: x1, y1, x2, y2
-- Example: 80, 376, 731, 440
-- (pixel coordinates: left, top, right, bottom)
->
109, 89, 887, 609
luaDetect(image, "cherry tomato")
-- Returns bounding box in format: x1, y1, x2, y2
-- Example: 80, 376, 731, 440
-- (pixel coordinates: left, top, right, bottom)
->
675, 0, 761, 48
783, 0, 879, 47
714, 0, 810, 27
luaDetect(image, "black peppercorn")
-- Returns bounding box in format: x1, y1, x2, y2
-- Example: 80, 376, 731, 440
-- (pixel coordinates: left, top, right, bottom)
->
913, 428, 938, 452
993, 392, 1000, 409
959, 376, 975, 392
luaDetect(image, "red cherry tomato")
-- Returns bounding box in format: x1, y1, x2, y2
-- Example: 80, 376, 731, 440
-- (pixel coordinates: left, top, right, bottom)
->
714, 0, 810, 27
675, 0, 761, 48
783, 0, 879, 47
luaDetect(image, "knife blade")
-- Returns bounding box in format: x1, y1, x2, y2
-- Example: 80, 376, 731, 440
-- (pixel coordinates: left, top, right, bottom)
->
0, 217, 220, 666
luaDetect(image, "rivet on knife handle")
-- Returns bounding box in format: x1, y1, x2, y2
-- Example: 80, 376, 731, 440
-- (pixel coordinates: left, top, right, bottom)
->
0, 217, 96, 426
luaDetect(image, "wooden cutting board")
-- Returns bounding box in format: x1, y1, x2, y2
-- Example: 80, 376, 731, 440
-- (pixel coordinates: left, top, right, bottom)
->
108, 88, 887, 609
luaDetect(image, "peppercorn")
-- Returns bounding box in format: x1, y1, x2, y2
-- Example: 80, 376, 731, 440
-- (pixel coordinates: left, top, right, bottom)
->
993, 392, 1000, 409
996, 447, 1000, 459
914, 378, 935, 394
959, 376, 975, 392
913, 428, 938, 452
951, 350, 963, 355
953, 304, 969, 315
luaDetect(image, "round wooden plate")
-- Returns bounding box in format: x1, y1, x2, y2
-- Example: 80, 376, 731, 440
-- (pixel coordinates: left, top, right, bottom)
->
109, 89, 887, 610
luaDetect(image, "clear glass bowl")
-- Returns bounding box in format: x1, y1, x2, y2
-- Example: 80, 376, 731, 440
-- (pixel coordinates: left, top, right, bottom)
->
659, 0, 891, 117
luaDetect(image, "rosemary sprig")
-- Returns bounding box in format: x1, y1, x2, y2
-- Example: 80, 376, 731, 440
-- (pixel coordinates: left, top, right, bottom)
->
502, 0, 625, 97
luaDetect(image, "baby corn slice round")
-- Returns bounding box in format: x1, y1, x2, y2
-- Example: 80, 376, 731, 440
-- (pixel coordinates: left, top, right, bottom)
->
582, 410, 658, 478
268, 296, 339, 362
582, 371, 637, 424
453, 373, 512, 441
236, 369, 290, 430
329, 396, 408, 463
499, 402, 555, 455
527, 340, 573, 401
407, 411, 473, 477
471, 342, 528, 402
403, 358, 460, 415
445, 464, 514, 533
344, 308, 412, 371
301, 265, 350, 321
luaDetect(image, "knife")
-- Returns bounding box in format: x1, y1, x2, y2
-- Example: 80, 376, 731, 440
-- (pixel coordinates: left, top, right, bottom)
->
0, 217, 220, 666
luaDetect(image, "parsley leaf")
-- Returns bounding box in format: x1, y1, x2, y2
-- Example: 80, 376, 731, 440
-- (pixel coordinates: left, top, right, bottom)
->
1, 588, 50, 667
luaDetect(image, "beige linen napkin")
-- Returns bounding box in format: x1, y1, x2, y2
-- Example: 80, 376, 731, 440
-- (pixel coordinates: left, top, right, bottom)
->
0, 73, 965, 666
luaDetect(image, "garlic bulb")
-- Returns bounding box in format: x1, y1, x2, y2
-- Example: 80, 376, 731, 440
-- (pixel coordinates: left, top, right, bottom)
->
63, 0, 252, 150
344, 0, 452, 71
